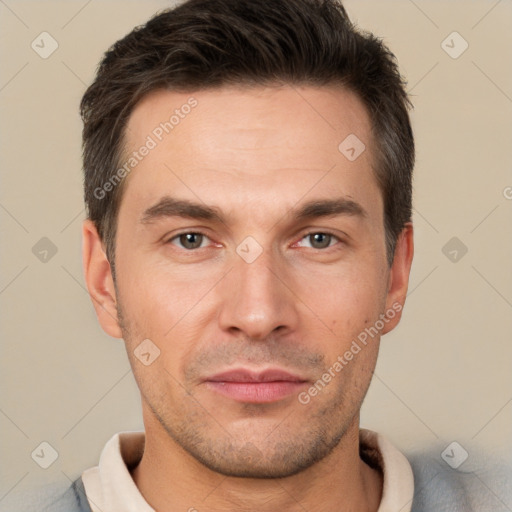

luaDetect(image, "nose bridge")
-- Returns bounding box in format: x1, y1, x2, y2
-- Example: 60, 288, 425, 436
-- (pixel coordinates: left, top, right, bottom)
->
239, 245, 279, 299
218, 240, 297, 339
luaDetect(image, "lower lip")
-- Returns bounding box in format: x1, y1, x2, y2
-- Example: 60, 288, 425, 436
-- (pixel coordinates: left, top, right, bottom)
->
205, 381, 307, 403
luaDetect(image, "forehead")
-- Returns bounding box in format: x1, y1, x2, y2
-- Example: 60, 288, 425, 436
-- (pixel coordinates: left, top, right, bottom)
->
119, 85, 381, 225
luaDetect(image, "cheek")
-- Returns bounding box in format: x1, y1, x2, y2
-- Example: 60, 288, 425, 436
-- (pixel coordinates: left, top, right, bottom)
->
115, 253, 220, 366
292, 263, 388, 387
298, 260, 387, 332
116, 248, 189, 317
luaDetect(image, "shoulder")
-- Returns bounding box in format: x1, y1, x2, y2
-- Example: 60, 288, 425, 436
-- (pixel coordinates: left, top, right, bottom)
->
408, 451, 473, 511
407, 448, 512, 512
42, 477, 92, 512
0, 477, 91, 512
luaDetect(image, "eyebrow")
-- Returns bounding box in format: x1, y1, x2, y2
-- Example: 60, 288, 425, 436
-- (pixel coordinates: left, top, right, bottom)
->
140, 196, 367, 225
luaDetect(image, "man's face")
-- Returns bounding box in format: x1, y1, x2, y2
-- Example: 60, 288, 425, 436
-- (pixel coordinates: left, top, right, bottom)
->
99, 85, 408, 477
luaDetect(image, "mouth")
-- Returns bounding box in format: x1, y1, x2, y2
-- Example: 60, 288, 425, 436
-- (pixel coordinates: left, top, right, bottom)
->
203, 368, 309, 403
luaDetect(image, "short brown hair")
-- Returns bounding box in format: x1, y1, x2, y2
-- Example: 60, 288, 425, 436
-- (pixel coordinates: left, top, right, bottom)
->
81, 0, 414, 273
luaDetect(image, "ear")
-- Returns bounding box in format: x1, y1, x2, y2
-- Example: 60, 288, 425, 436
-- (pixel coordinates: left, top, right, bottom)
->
82, 219, 123, 338
382, 222, 414, 335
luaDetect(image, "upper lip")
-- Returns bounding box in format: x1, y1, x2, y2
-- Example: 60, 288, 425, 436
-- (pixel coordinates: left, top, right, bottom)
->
204, 368, 308, 383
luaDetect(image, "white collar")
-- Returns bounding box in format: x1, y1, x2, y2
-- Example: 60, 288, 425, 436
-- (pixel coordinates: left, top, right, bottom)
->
82, 428, 414, 512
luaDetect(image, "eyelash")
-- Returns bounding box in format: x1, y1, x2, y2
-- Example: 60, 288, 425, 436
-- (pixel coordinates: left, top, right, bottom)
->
166, 230, 344, 251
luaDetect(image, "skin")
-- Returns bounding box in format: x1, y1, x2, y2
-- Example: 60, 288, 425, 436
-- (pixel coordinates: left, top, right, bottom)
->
83, 84, 414, 512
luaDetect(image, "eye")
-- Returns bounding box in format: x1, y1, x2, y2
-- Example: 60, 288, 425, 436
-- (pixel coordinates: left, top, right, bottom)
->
169, 232, 210, 250
297, 232, 340, 250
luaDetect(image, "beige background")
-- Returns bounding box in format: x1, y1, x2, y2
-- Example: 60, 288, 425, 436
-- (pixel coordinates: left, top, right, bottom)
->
1, 0, 511, 508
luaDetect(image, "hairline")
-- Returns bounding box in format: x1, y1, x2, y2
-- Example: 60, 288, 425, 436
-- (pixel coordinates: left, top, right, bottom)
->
100, 81, 398, 277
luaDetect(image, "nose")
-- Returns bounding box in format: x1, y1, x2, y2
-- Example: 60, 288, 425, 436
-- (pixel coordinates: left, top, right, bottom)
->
217, 245, 299, 340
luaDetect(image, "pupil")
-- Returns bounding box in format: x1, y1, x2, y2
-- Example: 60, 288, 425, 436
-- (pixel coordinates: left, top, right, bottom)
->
312, 233, 330, 248
181, 233, 202, 249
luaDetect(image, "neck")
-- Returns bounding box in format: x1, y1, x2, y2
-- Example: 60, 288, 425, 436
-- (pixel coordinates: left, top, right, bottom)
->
131, 413, 383, 512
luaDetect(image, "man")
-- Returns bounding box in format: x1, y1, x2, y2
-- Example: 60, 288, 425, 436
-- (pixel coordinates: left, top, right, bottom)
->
43, 0, 468, 510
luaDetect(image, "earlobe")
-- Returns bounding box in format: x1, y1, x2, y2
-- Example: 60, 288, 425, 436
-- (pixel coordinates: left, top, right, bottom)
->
382, 222, 414, 335
82, 219, 123, 338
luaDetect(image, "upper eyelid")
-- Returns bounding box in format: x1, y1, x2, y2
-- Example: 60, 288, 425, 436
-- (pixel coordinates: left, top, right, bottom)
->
165, 229, 212, 242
